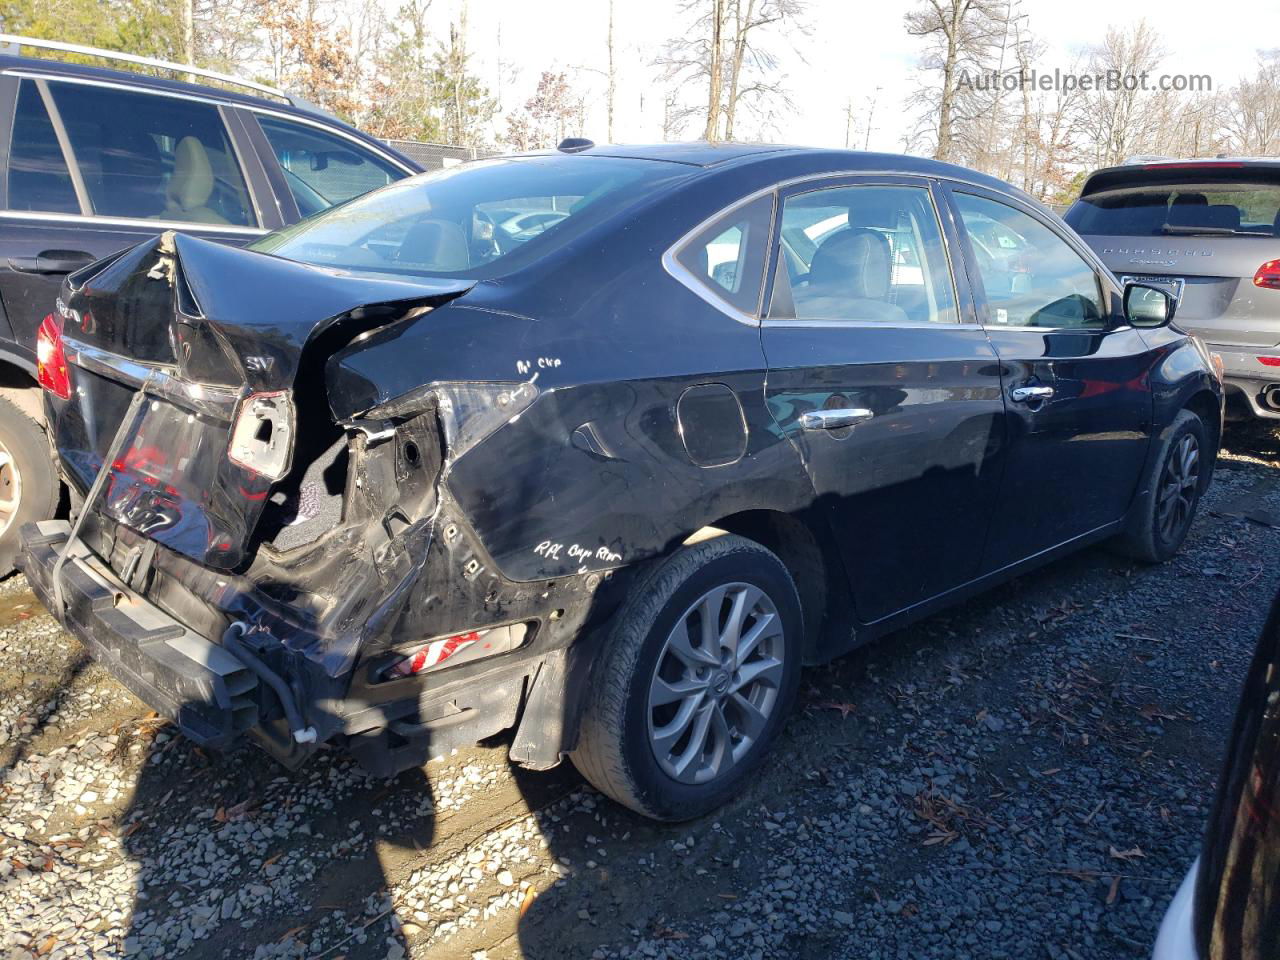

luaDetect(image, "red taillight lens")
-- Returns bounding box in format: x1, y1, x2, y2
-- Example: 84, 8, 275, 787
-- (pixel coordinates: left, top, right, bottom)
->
36, 313, 70, 400
1254, 260, 1280, 291
1258, 356, 1280, 367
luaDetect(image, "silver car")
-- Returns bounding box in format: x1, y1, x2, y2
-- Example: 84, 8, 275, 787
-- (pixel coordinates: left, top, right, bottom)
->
1066, 158, 1280, 420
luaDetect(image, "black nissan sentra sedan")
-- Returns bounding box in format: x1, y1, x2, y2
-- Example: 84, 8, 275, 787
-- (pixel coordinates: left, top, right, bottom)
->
22, 143, 1223, 820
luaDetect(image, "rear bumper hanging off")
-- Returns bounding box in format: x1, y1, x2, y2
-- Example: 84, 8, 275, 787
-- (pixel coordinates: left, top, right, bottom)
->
20, 519, 259, 749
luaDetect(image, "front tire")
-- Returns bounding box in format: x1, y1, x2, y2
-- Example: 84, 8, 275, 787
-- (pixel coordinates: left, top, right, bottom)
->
571, 534, 803, 821
1115, 409, 1208, 563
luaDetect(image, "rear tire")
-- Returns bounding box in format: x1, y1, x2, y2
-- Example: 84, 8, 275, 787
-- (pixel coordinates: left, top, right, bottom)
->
0, 396, 57, 575
571, 534, 803, 821
1114, 409, 1208, 563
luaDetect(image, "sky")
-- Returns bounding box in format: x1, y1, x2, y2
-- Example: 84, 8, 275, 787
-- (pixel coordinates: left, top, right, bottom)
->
412, 0, 1279, 152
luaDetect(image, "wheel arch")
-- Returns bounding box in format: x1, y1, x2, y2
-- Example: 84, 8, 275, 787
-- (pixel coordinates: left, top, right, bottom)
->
1182, 388, 1222, 468
684, 508, 854, 665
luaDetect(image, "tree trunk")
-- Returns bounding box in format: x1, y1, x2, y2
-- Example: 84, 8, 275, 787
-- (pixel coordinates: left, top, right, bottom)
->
704, 0, 725, 141
723, 0, 756, 141
606, 0, 616, 142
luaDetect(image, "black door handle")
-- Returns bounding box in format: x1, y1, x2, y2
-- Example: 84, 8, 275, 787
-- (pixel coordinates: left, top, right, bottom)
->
7, 250, 96, 275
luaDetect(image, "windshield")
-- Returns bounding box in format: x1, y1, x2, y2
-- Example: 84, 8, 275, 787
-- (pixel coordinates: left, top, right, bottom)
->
1067, 178, 1280, 238
251, 155, 687, 278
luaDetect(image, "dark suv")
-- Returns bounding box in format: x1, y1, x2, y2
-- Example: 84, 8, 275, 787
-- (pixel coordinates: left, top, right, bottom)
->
1064, 158, 1280, 421
0, 35, 419, 571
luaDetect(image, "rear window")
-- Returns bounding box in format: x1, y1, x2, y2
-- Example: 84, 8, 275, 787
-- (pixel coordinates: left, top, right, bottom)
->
251, 155, 687, 279
1067, 177, 1280, 238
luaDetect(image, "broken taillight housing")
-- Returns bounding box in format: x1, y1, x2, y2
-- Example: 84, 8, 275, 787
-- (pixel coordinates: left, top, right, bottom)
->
1254, 260, 1280, 291
228, 391, 295, 481
385, 622, 530, 679
36, 313, 70, 400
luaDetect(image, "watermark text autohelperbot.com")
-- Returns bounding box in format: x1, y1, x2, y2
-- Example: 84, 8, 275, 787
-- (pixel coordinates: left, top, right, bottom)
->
958, 69, 1213, 94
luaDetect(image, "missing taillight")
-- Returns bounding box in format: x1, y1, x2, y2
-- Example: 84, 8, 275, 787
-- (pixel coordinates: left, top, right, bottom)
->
228, 391, 294, 481
36, 313, 70, 400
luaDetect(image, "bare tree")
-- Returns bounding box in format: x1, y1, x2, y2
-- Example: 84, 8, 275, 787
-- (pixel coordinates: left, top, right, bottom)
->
722, 0, 805, 140
1076, 20, 1166, 167
657, 0, 803, 142
904, 0, 1007, 162
1224, 50, 1280, 155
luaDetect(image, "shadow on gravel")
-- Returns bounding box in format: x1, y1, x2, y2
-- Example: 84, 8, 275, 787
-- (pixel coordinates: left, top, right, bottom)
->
115, 697, 435, 960
0, 650, 88, 772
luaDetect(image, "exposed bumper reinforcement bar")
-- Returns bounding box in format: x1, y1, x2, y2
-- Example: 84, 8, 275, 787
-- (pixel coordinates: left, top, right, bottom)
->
19, 520, 259, 750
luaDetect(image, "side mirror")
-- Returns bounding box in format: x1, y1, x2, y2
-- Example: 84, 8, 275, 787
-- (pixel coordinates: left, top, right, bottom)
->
1124, 282, 1176, 328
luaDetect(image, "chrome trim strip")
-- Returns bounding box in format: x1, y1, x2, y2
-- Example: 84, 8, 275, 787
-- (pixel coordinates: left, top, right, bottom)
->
662, 190, 773, 328
63, 337, 172, 390
63, 337, 241, 416
762, 319, 987, 330
0, 210, 268, 234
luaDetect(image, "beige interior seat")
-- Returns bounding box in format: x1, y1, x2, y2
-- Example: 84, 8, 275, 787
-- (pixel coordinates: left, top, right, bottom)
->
164, 136, 229, 224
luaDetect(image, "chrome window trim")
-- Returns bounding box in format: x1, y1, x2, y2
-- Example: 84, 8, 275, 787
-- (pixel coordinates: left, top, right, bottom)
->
662, 187, 777, 328
763, 319, 987, 331
663, 168, 1031, 330
0, 209, 267, 234
763, 177, 964, 327
1, 70, 416, 176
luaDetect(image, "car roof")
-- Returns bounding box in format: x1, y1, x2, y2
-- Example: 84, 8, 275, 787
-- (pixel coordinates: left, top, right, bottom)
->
517, 142, 1032, 194
0, 53, 419, 170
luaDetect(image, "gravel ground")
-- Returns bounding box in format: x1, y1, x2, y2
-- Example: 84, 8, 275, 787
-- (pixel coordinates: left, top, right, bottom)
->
2, 422, 1278, 960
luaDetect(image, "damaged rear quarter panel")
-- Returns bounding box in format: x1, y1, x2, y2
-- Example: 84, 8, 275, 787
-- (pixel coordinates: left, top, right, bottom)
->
323, 204, 819, 586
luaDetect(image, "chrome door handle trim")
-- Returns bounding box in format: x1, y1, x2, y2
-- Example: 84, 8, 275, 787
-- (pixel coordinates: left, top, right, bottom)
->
800, 408, 874, 431
1009, 385, 1054, 403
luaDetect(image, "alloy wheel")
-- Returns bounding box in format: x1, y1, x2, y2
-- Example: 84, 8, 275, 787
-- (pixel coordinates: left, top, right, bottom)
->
0, 442, 23, 541
647, 582, 786, 785
1157, 433, 1199, 543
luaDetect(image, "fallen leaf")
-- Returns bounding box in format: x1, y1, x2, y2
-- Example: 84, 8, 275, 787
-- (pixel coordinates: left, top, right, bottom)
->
262, 852, 283, 870
37, 936, 56, 956
653, 926, 689, 940
1109, 845, 1146, 862
519, 885, 538, 918
817, 701, 857, 719
277, 926, 306, 943
212, 807, 227, 823
1106, 876, 1121, 905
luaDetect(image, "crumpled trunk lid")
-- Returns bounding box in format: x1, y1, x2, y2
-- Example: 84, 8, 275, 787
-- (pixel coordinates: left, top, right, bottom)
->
54, 231, 471, 570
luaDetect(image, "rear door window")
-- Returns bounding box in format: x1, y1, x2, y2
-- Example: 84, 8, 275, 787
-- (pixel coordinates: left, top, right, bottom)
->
770, 184, 958, 324
1067, 179, 1280, 237
44, 81, 255, 226
7, 80, 80, 213
256, 115, 403, 215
